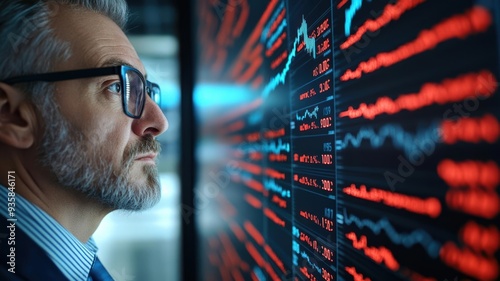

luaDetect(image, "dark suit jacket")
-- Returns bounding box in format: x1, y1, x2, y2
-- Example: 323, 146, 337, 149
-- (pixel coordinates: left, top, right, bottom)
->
0, 214, 113, 281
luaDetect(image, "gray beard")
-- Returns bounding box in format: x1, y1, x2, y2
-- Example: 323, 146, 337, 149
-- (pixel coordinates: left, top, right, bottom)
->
36, 96, 162, 211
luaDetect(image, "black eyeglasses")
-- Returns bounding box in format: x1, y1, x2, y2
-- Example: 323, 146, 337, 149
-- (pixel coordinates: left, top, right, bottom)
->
1, 65, 161, 119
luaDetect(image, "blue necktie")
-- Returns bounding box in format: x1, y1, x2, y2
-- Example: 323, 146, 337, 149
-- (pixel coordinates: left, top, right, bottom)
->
87, 256, 114, 281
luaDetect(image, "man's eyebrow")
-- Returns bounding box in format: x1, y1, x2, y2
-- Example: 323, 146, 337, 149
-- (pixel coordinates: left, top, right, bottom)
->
99, 59, 148, 78
99, 58, 132, 68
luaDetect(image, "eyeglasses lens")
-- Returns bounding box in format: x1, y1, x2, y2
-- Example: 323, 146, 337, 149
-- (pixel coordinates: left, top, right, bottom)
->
125, 69, 145, 117
152, 85, 161, 105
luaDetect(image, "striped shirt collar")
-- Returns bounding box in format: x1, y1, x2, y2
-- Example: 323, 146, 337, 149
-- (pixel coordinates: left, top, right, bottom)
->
0, 185, 98, 281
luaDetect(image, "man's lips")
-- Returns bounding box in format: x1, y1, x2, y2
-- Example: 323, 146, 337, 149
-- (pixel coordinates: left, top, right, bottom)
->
135, 153, 158, 162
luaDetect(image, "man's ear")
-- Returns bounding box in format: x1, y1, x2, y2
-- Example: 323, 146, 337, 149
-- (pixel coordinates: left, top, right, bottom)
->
0, 82, 37, 149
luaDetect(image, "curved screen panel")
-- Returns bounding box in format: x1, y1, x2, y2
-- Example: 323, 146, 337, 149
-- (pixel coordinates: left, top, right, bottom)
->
193, 0, 500, 280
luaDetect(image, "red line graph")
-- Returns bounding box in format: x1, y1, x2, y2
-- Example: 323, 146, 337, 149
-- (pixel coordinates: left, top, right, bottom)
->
216, 246, 245, 280
404, 270, 437, 281
246, 243, 281, 281
232, 222, 283, 281
236, 161, 262, 175
341, 0, 426, 49
441, 114, 500, 144
269, 153, 288, 162
244, 221, 265, 246
437, 159, 500, 190
460, 221, 500, 256
198, 0, 249, 76
220, 232, 244, 272
264, 208, 286, 227
266, 7, 286, 39
231, 0, 278, 79
230, 222, 247, 242
345, 266, 371, 281
271, 194, 287, 208
265, 168, 286, 179
271, 50, 288, 69
249, 152, 263, 161
264, 128, 286, 139
245, 193, 262, 209
266, 32, 287, 57
343, 184, 441, 218
221, 120, 245, 134
232, 0, 249, 38
339, 70, 497, 119
265, 262, 281, 281
231, 269, 244, 281
264, 245, 286, 273
244, 178, 264, 193
340, 6, 493, 81
246, 241, 265, 267
299, 266, 313, 280
218, 261, 231, 281
446, 189, 499, 219
246, 132, 260, 142
346, 232, 400, 271
216, 1, 235, 45
238, 55, 263, 83
440, 241, 499, 281
337, 0, 349, 9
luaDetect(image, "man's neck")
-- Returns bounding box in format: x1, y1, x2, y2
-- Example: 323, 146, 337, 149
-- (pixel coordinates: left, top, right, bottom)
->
0, 162, 111, 243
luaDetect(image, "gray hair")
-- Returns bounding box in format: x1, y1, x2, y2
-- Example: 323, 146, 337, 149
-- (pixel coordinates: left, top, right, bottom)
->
0, 0, 128, 101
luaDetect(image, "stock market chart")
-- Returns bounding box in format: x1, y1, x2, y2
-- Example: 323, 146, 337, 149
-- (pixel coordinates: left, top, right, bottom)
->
192, 0, 500, 280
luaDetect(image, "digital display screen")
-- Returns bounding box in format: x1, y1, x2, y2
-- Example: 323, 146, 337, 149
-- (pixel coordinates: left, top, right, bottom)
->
193, 0, 500, 280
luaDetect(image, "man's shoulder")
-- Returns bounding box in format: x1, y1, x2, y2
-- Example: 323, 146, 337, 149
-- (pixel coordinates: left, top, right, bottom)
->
0, 214, 70, 281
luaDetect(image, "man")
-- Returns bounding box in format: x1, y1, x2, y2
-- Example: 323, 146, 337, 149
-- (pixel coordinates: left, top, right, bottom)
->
0, 1, 168, 280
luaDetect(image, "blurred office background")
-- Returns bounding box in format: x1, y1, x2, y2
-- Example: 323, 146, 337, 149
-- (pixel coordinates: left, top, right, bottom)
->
93, 1, 181, 280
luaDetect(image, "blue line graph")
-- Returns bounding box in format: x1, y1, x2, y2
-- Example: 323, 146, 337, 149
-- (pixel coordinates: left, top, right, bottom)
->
261, 1, 285, 43
263, 16, 317, 98
344, 0, 365, 36
335, 122, 440, 158
264, 178, 291, 198
264, 139, 290, 153
296, 106, 319, 121
341, 208, 441, 258
237, 139, 290, 154
253, 266, 267, 281
300, 251, 322, 274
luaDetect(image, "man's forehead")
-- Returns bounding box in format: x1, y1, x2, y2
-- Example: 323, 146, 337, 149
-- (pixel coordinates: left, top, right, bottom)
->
50, 5, 145, 75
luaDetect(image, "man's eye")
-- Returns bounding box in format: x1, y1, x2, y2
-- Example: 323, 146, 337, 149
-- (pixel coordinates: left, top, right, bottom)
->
107, 82, 122, 94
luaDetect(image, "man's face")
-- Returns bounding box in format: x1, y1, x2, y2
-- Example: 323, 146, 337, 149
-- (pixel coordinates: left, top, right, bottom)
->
35, 6, 168, 210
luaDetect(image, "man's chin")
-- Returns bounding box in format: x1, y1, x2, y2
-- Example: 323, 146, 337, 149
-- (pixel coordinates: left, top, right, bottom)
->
90, 171, 161, 211
119, 169, 161, 210
105, 183, 161, 211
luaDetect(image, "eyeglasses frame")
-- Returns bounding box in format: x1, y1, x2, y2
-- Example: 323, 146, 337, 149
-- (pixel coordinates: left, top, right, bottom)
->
1, 65, 160, 119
